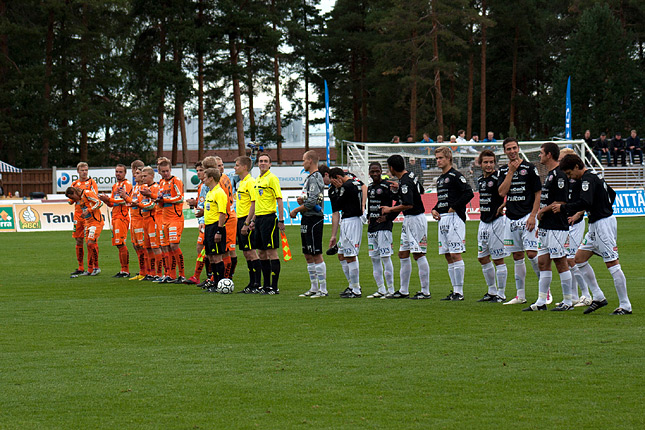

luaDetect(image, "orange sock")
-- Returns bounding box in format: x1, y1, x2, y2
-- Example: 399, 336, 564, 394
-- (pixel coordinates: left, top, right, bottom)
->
87, 243, 99, 271
223, 255, 232, 279
156, 253, 164, 276
172, 248, 184, 277
76, 245, 84, 271
118, 246, 129, 273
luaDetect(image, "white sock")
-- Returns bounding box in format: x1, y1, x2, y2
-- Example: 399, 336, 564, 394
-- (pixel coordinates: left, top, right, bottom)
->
577, 261, 606, 302
371, 256, 385, 293
340, 259, 350, 285
560, 270, 573, 306
496, 264, 507, 299
307, 263, 318, 292
400, 257, 412, 295
382, 256, 395, 294
453, 260, 465, 295
514, 259, 527, 300
572, 264, 590, 298
569, 264, 580, 302
529, 256, 540, 279
347, 260, 360, 293
315, 262, 327, 294
609, 264, 631, 311
448, 262, 456, 288
535, 270, 552, 306
417, 255, 430, 295
481, 262, 496, 295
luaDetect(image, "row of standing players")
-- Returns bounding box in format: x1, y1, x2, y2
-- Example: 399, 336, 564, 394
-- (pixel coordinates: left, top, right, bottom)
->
65, 144, 632, 315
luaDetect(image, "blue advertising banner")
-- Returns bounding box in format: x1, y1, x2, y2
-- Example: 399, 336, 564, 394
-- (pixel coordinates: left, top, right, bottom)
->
612, 188, 645, 216
286, 198, 333, 225
565, 76, 572, 140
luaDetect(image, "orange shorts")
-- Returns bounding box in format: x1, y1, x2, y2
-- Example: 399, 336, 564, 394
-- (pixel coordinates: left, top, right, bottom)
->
85, 221, 103, 242
130, 217, 145, 246
144, 217, 160, 249
111, 217, 130, 246
73, 214, 86, 239
197, 225, 205, 245
161, 220, 184, 246
225, 217, 236, 252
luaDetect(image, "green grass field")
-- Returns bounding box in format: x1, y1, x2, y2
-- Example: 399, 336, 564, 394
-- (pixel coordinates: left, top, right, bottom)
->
1, 218, 643, 429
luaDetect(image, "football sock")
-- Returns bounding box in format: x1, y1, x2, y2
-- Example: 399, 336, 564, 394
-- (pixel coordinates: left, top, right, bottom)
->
204, 258, 211, 279
609, 264, 631, 311
88, 243, 99, 271
118, 245, 129, 273
136, 248, 146, 274
156, 253, 163, 276
453, 260, 465, 295
214, 261, 225, 285
260, 259, 271, 288
230, 256, 238, 277
173, 248, 184, 277
482, 262, 496, 295
529, 256, 540, 279
162, 252, 171, 277
347, 260, 360, 294
223, 255, 232, 278
76, 245, 84, 270
371, 256, 384, 293
577, 261, 606, 302
270, 259, 281, 290
496, 263, 508, 299
514, 259, 527, 300
168, 251, 178, 279
399, 257, 412, 295
247, 260, 256, 287
569, 264, 580, 302
307, 263, 318, 292
417, 255, 430, 295
447, 262, 456, 289
560, 270, 573, 306
315, 262, 327, 294
535, 270, 552, 306
340, 259, 350, 285
572, 264, 590, 298
382, 256, 395, 294
194, 260, 205, 280
252, 259, 262, 286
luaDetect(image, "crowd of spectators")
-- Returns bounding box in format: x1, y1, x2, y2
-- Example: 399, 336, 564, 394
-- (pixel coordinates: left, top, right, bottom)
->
587, 129, 642, 166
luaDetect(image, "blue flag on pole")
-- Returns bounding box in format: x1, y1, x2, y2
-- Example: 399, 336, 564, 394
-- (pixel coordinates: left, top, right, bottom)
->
324, 80, 330, 166
565, 76, 572, 140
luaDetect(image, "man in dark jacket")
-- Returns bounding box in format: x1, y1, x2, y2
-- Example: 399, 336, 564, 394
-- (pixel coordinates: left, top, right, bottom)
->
610, 131, 626, 166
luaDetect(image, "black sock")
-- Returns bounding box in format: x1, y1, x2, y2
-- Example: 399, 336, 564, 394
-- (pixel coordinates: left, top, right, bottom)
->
214, 261, 225, 285
253, 259, 262, 287
270, 259, 280, 289
246, 259, 254, 287
230, 257, 238, 277
204, 258, 211, 276
260, 259, 271, 288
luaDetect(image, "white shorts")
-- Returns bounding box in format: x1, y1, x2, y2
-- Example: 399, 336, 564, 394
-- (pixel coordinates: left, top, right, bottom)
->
400, 213, 428, 254
438, 212, 466, 255
566, 221, 585, 258
338, 217, 363, 257
504, 214, 538, 252
579, 216, 619, 262
368, 230, 393, 257
478, 217, 508, 259
537, 229, 569, 259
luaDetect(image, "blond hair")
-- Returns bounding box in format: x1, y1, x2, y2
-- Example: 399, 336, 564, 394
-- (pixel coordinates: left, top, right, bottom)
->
434, 146, 453, 162
202, 156, 217, 169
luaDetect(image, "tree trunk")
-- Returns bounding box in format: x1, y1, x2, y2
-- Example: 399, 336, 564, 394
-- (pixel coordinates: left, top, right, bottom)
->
246, 47, 256, 142
197, 0, 204, 161
361, 63, 368, 142
304, 72, 309, 150
230, 36, 245, 155
179, 102, 188, 165
272, 0, 283, 164
410, 30, 418, 139
509, 25, 519, 131
41, 7, 54, 168
0, 0, 7, 158
172, 96, 179, 165
431, 0, 444, 136
350, 52, 360, 141
157, 22, 166, 159
466, 25, 474, 139
480, 0, 487, 139
79, 3, 88, 162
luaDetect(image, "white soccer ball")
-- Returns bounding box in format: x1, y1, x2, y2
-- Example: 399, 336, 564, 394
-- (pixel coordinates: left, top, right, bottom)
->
217, 278, 235, 294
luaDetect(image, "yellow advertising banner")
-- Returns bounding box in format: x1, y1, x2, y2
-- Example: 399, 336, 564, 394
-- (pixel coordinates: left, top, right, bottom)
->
13, 203, 111, 232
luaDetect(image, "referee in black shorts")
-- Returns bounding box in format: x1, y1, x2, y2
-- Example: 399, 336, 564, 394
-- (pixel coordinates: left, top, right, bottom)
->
203, 168, 228, 292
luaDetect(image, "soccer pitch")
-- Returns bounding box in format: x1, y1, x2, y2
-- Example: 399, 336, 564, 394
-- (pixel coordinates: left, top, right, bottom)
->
1, 219, 643, 429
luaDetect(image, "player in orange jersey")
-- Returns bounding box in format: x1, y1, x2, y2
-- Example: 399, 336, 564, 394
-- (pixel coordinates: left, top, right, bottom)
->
99, 164, 134, 278
155, 157, 186, 283
122, 160, 148, 280
66, 185, 104, 277
215, 156, 238, 279
137, 166, 163, 281
69, 162, 98, 277
185, 161, 208, 285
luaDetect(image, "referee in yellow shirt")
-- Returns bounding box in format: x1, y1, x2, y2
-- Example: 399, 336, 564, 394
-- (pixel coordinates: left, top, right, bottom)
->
234, 156, 262, 293
252, 153, 285, 294
203, 168, 228, 292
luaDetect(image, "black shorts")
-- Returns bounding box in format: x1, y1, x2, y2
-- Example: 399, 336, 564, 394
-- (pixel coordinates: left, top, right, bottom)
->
204, 223, 226, 255
237, 216, 257, 251
255, 213, 279, 250
301, 215, 324, 255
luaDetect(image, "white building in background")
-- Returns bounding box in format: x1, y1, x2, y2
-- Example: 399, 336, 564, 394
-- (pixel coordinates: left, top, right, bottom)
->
162, 115, 332, 151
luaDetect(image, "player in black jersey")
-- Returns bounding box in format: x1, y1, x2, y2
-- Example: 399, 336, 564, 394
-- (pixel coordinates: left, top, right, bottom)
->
329, 167, 364, 298
475, 150, 508, 303
383, 154, 430, 299
365, 162, 397, 298
523, 142, 573, 311
558, 148, 591, 307
554, 154, 632, 315
431, 147, 474, 300
498, 137, 543, 305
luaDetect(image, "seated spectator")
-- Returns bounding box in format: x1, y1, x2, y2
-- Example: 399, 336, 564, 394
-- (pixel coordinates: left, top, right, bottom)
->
482, 131, 496, 142
436, 135, 444, 143
469, 133, 479, 144
392, 135, 400, 143
406, 134, 414, 143
419, 133, 433, 143
593, 132, 611, 166
610, 131, 626, 166
626, 129, 643, 165
407, 157, 423, 180
456, 129, 468, 144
